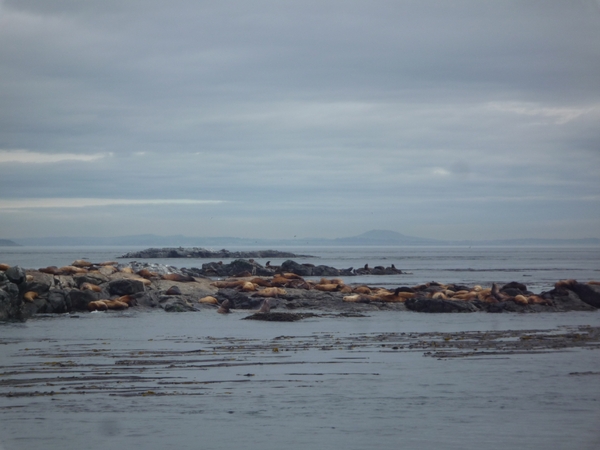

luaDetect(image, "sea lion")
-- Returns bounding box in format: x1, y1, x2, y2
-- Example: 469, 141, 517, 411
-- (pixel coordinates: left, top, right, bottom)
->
72, 260, 94, 268
240, 282, 257, 292
115, 294, 135, 305
254, 287, 286, 298
81, 282, 102, 293
199, 296, 219, 304
98, 261, 118, 266
137, 269, 159, 279
314, 283, 340, 292
88, 300, 108, 311
353, 286, 372, 295
256, 299, 271, 313
513, 295, 529, 305
217, 299, 231, 314
58, 265, 88, 275
23, 291, 39, 302
0, 263, 10, 271
103, 299, 129, 310
39, 266, 59, 275
343, 294, 372, 303
120, 267, 134, 274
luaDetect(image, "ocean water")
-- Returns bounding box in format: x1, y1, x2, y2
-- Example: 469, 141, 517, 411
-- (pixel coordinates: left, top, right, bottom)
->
1, 246, 600, 450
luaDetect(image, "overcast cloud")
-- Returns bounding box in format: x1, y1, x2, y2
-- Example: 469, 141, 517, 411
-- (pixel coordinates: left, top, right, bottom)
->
1, 0, 599, 240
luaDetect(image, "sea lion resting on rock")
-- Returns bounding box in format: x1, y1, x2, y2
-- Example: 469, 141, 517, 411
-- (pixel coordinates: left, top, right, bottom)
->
23, 291, 39, 302
81, 282, 102, 293
161, 273, 195, 282
0, 263, 10, 271
199, 296, 219, 304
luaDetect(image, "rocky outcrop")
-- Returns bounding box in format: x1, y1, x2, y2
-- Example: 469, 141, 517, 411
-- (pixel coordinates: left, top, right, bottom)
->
2, 260, 600, 321
0, 266, 30, 321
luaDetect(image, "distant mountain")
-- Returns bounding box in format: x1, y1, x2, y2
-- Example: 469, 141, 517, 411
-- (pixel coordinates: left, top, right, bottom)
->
10, 231, 600, 247
0, 239, 20, 247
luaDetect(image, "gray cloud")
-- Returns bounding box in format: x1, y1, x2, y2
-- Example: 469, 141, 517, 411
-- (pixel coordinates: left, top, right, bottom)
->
1, 0, 599, 239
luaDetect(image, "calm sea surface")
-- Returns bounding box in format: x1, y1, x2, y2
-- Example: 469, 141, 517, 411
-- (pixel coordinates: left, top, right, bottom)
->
1, 246, 600, 450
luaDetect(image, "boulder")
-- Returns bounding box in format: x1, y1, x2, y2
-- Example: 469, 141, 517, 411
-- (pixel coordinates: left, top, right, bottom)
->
67, 290, 98, 311
107, 279, 145, 296
5, 266, 26, 285
405, 297, 479, 313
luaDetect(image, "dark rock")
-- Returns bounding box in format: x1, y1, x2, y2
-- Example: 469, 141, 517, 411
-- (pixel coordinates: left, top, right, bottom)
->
501, 282, 528, 292
561, 283, 600, 309
0, 287, 26, 322
133, 291, 160, 308
5, 266, 26, 285
47, 290, 70, 314
161, 298, 195, 312
243, 312, 317, 321
68, 290, 98, 311
405, 297, 479, 313
107, 279, 145, 296
280, 260, 314, 276
311, 265, 341, 276
214, 289, 263, 309
165, 286, 182, 295
547, 288, 597, 311
73, 273, 109, 288
501, 288, 525, 297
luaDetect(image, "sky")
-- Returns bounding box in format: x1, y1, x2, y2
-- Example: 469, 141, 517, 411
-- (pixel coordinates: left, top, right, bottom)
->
1, 0, 599, 241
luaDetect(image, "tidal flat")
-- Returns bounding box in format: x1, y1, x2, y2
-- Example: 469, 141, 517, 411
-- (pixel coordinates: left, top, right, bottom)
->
1, 311, 599, 450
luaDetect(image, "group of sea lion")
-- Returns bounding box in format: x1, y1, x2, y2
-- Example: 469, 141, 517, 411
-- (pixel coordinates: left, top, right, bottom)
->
3, 261, 600, 314
37, 260, 196, 284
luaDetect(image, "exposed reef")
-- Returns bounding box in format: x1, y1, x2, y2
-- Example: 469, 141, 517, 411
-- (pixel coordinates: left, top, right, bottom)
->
1, 259, 599, 322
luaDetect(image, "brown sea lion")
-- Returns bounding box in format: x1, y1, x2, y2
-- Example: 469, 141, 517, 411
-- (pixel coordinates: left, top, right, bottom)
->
72, 260, 94, 268
88, 300, 109, 311
23, 291, 39, 302
254, 287, 286, 298
199, 296, 219, 304
240, 282, 257, 292
343, 294, 372, 303
59, 265, 88, 275
115, 295, 135, 305
314, 283, 340, 292
375, 287, 412, 302
39, 266, 59, 275
103, 299, 129, 310
81, 282, 102, 293
137, 269, 159, 279
0, 263, 10, 271
353, 286, 372, 295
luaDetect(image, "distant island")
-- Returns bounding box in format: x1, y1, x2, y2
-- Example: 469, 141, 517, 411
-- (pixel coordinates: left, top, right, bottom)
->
0, 239, 20, 247
7, 230, 600, 247
119, 248, 314, 259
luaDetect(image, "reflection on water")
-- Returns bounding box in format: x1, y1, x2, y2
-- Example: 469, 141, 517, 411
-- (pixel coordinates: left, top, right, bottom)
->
1, 311, 599, 450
